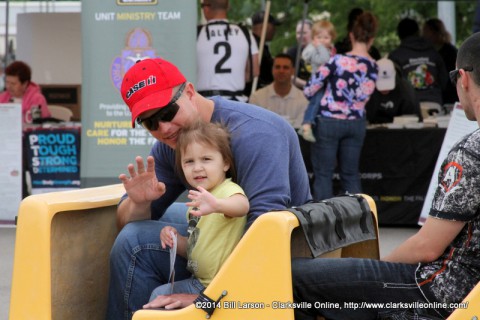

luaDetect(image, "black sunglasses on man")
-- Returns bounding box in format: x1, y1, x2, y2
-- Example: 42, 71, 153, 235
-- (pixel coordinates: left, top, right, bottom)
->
136, 82, 187, 131
449, 67, 474, 86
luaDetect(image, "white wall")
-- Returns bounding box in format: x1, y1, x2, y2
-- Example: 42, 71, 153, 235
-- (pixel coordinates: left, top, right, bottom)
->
16, 12, 81, 85
0, 1, 81, 62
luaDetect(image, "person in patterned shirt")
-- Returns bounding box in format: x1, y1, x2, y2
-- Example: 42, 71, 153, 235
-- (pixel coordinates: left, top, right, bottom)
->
291, 31, 480, 320
303, 12, 378, 201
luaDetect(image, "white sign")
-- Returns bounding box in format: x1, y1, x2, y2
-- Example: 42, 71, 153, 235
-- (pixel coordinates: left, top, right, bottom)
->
419, 103, 479, 224
0, 103, 22, 224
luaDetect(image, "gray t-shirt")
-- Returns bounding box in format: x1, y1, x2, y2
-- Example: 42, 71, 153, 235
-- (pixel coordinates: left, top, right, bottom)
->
417, 128, 480, 312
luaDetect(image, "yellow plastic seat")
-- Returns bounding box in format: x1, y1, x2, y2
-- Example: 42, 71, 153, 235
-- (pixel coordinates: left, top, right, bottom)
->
133, 210, 300, 320
9, 184, 125, 320
9, 187, 379, 320
133, 195, 379, 320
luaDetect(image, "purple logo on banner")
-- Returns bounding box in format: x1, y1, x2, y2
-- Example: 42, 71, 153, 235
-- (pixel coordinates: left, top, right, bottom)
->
111, 28, 157, 90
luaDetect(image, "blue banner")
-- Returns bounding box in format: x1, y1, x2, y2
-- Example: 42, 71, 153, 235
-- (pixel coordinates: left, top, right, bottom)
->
25, 127, 81, 191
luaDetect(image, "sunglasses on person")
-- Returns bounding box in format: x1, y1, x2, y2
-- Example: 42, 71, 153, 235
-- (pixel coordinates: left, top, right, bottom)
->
200, 3, 210, 8
449, 67, 474, 86
136, 82, 186, 131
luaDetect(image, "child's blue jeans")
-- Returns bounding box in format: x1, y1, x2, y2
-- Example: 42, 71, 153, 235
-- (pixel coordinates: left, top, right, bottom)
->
302, 88, 324, 125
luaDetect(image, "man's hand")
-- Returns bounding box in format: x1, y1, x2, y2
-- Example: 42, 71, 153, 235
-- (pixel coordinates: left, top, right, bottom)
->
116, 156, 166, 228
143, 293, 197, 310
119, 155, 166, 203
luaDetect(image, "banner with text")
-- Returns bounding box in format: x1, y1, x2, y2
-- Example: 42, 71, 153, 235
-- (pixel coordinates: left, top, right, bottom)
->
25, 127, 81, 194
81, 0, 197, 187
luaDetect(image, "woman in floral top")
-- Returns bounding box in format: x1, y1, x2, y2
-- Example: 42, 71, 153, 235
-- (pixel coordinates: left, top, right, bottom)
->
304, 12, 378, 200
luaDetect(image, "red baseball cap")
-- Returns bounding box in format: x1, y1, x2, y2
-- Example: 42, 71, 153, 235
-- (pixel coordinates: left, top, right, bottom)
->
121, 58, 186, 127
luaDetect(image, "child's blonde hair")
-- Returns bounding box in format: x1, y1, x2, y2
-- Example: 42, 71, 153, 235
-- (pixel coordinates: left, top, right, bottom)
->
311, 20, 337, 41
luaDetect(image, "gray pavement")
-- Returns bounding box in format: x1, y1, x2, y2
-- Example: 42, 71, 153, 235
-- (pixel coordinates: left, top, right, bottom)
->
1, 227, 15, 320
0, 225, 417, 319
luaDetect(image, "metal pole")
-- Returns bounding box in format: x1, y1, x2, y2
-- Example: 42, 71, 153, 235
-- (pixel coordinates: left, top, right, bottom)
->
250, 0, 271, 95
293, 0, 310, 86
4, 0, 10, 69
438, 1, 456, 44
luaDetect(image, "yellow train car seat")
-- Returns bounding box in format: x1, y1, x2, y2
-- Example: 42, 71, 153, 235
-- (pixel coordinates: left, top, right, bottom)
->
133, 194, 379, 320
9, 184, 125, 320
9, 188, 378, 320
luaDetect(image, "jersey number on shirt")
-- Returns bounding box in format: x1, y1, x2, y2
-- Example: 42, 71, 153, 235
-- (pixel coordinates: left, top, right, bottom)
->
214, 41, 232, 74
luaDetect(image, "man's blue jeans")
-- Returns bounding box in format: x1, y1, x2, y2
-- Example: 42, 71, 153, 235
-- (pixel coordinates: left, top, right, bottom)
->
106, 202, 190, 320
292, 258, 446, 320
310, 117, 366, 200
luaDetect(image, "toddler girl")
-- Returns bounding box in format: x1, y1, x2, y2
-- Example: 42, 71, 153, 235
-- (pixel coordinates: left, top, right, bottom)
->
299, 20, 337, 142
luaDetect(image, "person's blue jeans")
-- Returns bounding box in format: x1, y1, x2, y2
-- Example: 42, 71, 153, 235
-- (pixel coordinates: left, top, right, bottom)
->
292, 258, 446, 320
310, 117, 366, 200
106, 202, 191, 320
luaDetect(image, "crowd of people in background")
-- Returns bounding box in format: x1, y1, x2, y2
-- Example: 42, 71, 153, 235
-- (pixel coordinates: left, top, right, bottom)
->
167, 0, 460, 203
191, 1, 460, 201
240, 6, 455, 200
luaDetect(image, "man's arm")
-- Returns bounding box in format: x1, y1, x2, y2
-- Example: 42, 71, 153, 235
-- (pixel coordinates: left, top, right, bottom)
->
232, 121, 310, 227
382, 216, 465, 264
246, 53, 260, 82
116, 197, 152, 229
245, 28, 260, 81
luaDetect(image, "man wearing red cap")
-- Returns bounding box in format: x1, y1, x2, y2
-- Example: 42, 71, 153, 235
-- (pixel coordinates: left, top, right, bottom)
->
106, 58, 311, 319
